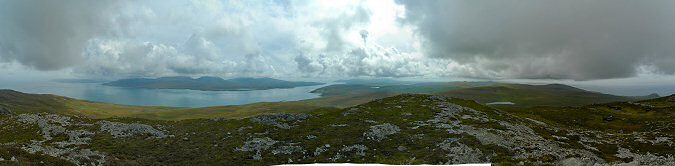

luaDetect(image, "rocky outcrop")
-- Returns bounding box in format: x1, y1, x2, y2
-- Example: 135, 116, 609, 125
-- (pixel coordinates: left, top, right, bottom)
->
363, 123, 400, 141
340, 144, 368, 156
96, 120, 167, 138
249, 113, 310, 129
235, 137, 279, 160
13, 113, 106, 165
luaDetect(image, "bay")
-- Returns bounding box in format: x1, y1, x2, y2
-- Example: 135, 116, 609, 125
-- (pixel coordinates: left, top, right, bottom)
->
0, 79, 329, 108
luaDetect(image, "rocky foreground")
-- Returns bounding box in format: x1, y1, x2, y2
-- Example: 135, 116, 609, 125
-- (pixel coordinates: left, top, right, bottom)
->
1, 94, 674, 165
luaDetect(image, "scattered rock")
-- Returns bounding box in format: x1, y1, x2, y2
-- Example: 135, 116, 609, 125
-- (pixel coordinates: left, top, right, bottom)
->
616, 147, 675, 165
364, 123, 400, 141
343, 108, 359, 116
341, 144, 368, 156
210, 117, 228, 121
328, 124, 348, 127
97, 120, 167, 138
364, 120, 378, 124
236, 137, 278, 160
314, 144, 330, 156
250, 113, 310, 129
272, 145, 304, 155
437, 142, 483, 164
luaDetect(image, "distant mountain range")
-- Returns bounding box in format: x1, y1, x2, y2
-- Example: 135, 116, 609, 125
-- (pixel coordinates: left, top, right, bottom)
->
312, 82, 659, 107
103, 76, 324, 91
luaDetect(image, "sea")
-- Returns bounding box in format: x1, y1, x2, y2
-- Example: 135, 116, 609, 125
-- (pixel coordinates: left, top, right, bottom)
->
0, 79, 329, 108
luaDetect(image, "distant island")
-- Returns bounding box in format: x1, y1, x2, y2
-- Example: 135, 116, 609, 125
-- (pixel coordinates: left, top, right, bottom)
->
103, 76, 324, 91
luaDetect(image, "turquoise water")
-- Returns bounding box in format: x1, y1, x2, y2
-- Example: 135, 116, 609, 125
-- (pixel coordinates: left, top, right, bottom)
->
0, 80, 329, 108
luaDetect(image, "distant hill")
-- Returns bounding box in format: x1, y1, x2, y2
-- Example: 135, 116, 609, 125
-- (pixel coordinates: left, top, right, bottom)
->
311, 81, 497, 96
433, 83, 659, 107
334, 78, 413, 85
103, 76, 324, 91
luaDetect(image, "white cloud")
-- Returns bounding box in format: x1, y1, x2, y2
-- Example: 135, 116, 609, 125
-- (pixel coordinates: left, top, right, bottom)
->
0, 0, 464, 80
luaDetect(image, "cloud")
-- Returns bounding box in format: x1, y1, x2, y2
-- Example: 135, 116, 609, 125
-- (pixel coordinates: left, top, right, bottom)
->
0, 0, 124, 70
314, 4, 372, 52
0, 0, 459, 80
396, 0, 675, 80
74, 36, 278, 78
295, 41, 454, 78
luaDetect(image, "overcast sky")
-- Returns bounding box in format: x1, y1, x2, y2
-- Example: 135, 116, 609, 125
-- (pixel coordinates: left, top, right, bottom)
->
2, 0, 675, 83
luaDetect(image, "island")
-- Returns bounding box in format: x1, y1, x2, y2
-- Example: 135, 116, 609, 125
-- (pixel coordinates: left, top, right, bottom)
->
103, 76, 324, 91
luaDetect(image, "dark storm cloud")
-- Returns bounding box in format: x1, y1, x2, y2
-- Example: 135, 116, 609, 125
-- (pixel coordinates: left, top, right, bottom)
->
0, 0, 122, 70
396, 0, 675, 80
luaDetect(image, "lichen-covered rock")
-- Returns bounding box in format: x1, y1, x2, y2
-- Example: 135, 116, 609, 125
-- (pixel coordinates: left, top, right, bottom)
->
250, 113, 310, 129
314, 144, 330, 156
363, 123, 400, 141
341, 144, 368, 156
437, 142, 484, 164
236, 137, 278, 160
22, 144, 106, 166
616, 147, 675, 165
272, 145, 304, 155
96, 120, 166, 138
12, 113, 107, 165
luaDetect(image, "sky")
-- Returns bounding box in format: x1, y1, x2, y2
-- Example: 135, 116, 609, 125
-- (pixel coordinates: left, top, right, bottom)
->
2, 0, 675, 88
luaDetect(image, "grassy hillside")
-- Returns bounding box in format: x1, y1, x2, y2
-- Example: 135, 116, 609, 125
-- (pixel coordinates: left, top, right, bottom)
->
500, 94, 675, 131
433, 84, 656, 107
104, 76, 324, 91
1, 94, 673, 165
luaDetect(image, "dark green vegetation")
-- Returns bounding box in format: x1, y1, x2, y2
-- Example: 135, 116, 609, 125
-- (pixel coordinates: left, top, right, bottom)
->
0, 145, 73, 166
103, 76, 324, 91
1, 90, 675, 165
501, 95, 675, 131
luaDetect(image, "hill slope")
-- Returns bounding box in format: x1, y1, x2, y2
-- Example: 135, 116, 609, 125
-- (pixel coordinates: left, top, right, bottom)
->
433, 84, 656, 107
103, 76, 324, 91
1, 94, 673, 165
